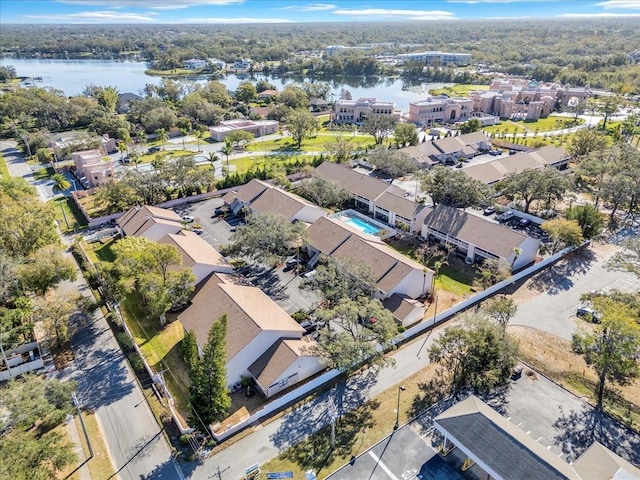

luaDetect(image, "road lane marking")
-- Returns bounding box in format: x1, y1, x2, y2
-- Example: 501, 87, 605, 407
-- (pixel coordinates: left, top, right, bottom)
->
368, 451, 400, 480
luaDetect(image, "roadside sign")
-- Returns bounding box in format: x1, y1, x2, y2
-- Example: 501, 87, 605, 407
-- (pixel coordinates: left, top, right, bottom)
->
266, 472, 294, 479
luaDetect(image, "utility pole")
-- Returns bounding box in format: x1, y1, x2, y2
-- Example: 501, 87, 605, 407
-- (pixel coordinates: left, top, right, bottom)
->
209, 465, 230, 480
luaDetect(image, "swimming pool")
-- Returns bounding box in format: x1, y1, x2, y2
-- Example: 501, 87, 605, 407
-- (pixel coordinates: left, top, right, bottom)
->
343, 215, 382, 235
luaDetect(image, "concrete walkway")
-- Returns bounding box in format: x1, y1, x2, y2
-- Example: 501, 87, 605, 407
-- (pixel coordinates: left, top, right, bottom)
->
66, 414, 91, 480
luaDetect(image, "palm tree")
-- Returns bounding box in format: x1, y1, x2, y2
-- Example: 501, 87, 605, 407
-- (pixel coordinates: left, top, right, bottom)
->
179, 128, 188, 150
221, 141, 233, 171
208, 152, 219, 176
51, 173, 71, 193
117, 141, 127, 160
156, 128, 169, 151
194, 130, 204, 151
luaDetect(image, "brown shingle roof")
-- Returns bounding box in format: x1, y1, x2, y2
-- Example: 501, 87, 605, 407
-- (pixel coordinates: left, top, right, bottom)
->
464, 146, 569, 184
159, 231, 229, 269
248, 337, 317, 388
433, 132, 491, 155
375, 191, 429, 220
307, 217, 430, 295
382, 294, 425, 323
228, 178, 271, 204
116, 205, 183, 237
313, 162, 390, 200
401, 142, 441, 165
424, 204, 528, 259
249, 185, 318, 219
178, 273, 304, 361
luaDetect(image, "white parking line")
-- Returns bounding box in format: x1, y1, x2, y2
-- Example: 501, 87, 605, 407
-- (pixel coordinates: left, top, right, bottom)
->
369, 451, 400, 480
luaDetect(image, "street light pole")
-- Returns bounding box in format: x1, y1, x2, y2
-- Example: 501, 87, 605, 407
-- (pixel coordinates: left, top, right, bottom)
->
394, 385, 406, 431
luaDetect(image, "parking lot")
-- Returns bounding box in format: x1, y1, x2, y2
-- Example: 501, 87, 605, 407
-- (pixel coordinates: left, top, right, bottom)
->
327, 366, 640, 480
173, 197, 321, 314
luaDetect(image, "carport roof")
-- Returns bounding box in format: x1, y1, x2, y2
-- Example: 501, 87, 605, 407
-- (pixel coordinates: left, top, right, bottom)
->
572, 442, 640, 480
434, 396, 581, 480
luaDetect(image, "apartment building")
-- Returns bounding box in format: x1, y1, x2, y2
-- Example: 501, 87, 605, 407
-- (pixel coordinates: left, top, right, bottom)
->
331, 97, 399, 124
71, 149, 116, 188
470, 78, 591, 120
209, 119, 279, 142
407, 96, 474, 126
396, 51, 472, 66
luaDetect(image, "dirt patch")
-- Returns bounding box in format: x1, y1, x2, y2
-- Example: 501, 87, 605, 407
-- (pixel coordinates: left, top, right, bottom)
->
510, 325, 640, 417
52, 341, 74, 370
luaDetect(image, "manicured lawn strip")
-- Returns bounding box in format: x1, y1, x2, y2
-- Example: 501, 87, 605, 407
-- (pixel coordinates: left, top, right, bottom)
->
120, 297, 192, 422
33, 166, 54, 180
52, 421, 80, 480
429, 84, 490, 96
434, 263, 475, 297
93, 238, 116, 262
52, 196, 87, 232
483, 115, 584, 135
78, 412, 116, 480
244, 134, 375, 153
262, 363, 440, 478
0, 154, 9, 178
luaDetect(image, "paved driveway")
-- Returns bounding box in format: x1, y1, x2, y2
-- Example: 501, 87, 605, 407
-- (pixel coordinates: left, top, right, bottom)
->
328, 426, 462, 480
509, 245, 640, 340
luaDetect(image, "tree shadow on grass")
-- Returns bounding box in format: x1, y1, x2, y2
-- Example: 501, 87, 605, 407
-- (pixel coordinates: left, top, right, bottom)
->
278, 399, 379, 475
552, 407, 640, 464
269, 368, 380, 473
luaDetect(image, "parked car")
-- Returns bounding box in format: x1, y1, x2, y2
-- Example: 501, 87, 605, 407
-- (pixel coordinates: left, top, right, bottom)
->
182, 215, 195, 223
489, 149, 502, 156
577, 305, 602, 322
498, 210, 514, 222
302, 269, 317, 279
483, 206, 496, 216
285, 258, 300, 268
192, 228, 204, 235
148, 146, 161, 153
518, 218, 531, 227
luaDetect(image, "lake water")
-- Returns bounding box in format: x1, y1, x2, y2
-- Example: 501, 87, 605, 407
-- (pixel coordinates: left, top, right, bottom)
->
0, 57, 447, 111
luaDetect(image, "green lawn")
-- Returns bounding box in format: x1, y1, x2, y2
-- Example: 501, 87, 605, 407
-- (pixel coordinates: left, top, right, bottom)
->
33, 166, 54, 180
429, 84, 489, 97
0, 154, 9, 178
434, 263, 475, 296
244, 134, 375, 153
51, 196, 87, 232
120, 297, 192, 421
93, 238, 116, 262
484, 115, 583, 135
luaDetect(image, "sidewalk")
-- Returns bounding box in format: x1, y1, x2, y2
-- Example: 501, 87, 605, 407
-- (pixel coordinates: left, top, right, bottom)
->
65, 414, 91, 480
187, 321, 453, 480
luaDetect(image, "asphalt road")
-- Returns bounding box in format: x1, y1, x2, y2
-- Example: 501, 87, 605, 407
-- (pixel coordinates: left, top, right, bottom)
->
60, 287, 182, 480
2, 140, 183, 480
509, 245, 640, 340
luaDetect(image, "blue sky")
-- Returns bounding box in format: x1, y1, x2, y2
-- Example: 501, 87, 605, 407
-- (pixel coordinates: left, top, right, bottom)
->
1, 0, 639, 24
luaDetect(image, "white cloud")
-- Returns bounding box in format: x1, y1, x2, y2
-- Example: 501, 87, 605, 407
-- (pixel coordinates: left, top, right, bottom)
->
558, 12, 640, 17
282, 3, 335, 11
333, 8, 456, 20
487, 15, 532, 19
24, 10, 155, 21
176, 17, 296, 23
594, 1, 640, 9
447, 0, 532, 3
56, 0, 244, 9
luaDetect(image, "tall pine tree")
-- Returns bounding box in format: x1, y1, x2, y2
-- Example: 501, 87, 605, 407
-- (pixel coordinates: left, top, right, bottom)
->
189, 315, 231, 429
